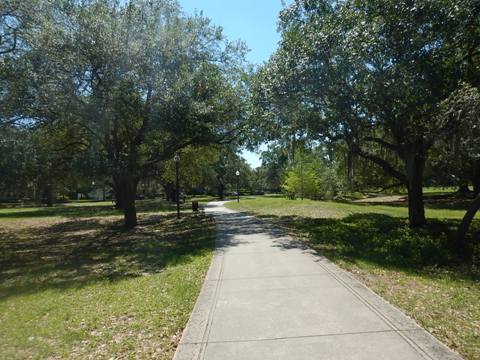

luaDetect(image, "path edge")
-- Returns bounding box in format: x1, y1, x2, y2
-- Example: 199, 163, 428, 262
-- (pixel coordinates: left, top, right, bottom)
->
173, 213, 225, 360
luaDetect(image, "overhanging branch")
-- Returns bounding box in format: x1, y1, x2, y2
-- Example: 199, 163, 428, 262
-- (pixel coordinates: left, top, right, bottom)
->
352, 143, 407, 184
363, 136, 398, 152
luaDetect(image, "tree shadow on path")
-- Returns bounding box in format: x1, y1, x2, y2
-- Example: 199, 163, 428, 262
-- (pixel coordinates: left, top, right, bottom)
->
250, 212, 479, 280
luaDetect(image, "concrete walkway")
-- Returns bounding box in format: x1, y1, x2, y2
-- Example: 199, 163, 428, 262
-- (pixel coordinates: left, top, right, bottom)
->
174, 202, 462, 360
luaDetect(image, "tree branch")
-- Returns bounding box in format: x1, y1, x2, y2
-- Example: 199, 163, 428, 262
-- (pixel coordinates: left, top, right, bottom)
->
352, 143, 407, 184
363, 136, 398, 151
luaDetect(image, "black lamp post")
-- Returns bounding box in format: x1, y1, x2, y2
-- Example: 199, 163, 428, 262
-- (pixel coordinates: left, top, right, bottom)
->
236, 170, 240, 203
174, 154, 180, 219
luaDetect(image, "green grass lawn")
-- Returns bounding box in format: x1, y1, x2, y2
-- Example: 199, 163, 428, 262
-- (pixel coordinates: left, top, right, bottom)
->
226, 196, 480, 360
0, 201, 215, 359
231, 195, 476, 220
0, 199, 192, 221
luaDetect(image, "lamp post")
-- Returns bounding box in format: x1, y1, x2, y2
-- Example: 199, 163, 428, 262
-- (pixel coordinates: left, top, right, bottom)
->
174, 154, 180, 219
235, 170, 240, 203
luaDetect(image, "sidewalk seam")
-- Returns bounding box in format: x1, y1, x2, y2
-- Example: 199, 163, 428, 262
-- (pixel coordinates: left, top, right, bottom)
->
181, 328, 417, 345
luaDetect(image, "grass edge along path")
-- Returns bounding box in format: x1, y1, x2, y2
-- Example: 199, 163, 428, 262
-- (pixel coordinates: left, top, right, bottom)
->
226, 197, 480, 360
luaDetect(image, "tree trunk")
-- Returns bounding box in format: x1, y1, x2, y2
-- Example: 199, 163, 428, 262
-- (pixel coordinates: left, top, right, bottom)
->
123, 176, 138, 229
32, 181, 38, 203
474, 181, 480, 198
113, 174, 138, 229
164, 183, 176, 202
458, 182, 471, 194
405, 146, 426, 227
43, 185, 53, 207
457, 193, 480, 246
124, 191, 137, 229
300, 160, 304, 200
472, 161, 480, 197
112, 183, 125, 210
347, 151, 354, 190
217, 183, 225, 200
289, 135, 296, 166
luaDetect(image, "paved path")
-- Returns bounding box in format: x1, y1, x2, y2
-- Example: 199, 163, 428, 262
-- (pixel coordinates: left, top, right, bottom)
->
174, 202, 462, 360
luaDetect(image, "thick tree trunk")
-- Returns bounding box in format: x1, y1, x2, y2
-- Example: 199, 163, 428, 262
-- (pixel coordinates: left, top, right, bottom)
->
217, 183, 225, 200
112, 183, 125, 210
123, 176, 138, 229
113, 174, 138, 229
405, 146, 426, 227
457, 193, 480, 246
123, 191, 137, 229
43, 185, 53, 207
164, 183, 176, 202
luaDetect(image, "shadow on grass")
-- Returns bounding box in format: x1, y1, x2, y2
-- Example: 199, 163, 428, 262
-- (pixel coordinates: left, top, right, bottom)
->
0, 199, 187, 219
0, 213, 215, 301
256, 212, 479, 279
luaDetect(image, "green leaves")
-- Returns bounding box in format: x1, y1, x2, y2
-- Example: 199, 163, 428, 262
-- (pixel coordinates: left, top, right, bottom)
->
254, 0, 480, 225
0, 0, 249, 224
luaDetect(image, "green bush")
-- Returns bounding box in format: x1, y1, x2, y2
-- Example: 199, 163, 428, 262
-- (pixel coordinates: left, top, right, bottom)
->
281, 169, 319, 199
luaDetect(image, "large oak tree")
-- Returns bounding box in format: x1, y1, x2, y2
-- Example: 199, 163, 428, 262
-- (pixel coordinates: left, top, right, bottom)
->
1, 0, 247, 228
253, 0, 479, 227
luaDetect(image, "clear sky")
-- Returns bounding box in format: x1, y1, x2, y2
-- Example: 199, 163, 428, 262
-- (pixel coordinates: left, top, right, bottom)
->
179, 0, 286, 168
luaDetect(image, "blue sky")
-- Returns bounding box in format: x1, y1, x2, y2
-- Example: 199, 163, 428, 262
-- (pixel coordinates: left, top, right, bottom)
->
180, 0, 286, 168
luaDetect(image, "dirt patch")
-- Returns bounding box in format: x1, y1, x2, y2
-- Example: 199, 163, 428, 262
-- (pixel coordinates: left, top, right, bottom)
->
354, 195, 407, 203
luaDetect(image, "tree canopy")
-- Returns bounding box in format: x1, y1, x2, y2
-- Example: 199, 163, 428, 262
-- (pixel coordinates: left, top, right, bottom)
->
251, 0, 480, 228
1, 0, 480, 237
1, 0, 249, 227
